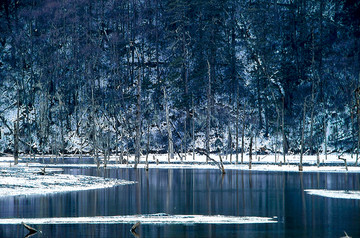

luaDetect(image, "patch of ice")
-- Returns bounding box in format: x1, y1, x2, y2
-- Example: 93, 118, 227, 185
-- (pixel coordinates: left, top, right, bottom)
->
305, 189, 360, 200
0, 167, 135, 198
0, 214, 277, 225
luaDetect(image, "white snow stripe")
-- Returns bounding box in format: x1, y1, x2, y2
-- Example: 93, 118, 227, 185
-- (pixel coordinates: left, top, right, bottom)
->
0, 214, 277, 225
305, 189, 360, 200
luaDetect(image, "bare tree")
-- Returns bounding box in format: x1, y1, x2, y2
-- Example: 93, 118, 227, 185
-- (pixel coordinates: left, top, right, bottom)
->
164, 87, 174, 162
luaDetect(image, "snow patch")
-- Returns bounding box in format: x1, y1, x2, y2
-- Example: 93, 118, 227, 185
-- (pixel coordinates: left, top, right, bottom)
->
0, 167, 135, 198
0, 214, 277, 225
305, 189, 360, 200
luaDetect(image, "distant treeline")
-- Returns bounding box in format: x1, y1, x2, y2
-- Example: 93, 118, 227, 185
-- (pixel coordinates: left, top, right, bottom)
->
0, 0, 359, 164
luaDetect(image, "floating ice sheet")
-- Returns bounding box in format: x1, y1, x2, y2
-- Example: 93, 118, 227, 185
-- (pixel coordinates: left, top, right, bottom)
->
0, 167, 135, 197
0, 213, 277, 225
305, 189, 360, 200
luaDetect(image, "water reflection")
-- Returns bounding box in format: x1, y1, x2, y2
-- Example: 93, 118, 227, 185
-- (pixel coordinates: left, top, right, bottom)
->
0, 169, 359, 237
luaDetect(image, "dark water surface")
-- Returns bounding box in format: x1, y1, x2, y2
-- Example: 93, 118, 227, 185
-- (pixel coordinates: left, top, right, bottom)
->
0, 167, 359, 237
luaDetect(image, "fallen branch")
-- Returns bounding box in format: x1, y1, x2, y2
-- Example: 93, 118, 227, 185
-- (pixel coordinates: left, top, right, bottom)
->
204, 153, 225, 174
338, 156, 348, 171
36, 167, 47, 175
341, 231, 351, 238
22, 222, 37, 235
24, 231, 37, 238
130, 221, 141, 238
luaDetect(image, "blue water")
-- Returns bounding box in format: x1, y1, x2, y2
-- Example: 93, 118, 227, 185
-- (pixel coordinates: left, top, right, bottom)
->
0, 166, 359, 237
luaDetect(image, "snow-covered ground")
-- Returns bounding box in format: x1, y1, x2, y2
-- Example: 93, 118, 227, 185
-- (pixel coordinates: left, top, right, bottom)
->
0, 214, 277, 225
128, 153, 360, 173
0, 166, 135, 198
1, 153, 358, 173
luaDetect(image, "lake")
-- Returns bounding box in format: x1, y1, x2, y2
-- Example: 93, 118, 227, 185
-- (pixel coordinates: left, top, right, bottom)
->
0, 165, 359, 237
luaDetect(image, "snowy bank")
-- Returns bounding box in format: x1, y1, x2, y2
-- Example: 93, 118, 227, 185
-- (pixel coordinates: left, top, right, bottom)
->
0, 167, 135, 198
0, 214, 277, 225
1, 153, 360, 173
305, 189, 360, 200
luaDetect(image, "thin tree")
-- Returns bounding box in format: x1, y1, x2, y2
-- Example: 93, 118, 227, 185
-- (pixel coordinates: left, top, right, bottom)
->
206, 60, 212, 162
164, 87, 174, 162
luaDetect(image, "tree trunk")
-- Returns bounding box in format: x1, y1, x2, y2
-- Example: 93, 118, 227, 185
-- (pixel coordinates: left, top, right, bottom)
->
356, 86, 360, 166
80, 133, 83, 160
91, 85, 99, 169
249, 135, 253, 169
300, 98, 307, 171
60, 104, 65, 155
134, 69, 142, 169
14, 121, 19, 165
323, 115, 327, 161
241, 102, 246, 164
164, 88, 174, 162
282, 96, 286, 163
255, 134, 258, 161
309, 90, 316, 154
183, 35, 189, 161
146, 124, 150, 165
206, 60, 212, 162
192, 96, 196, 160
235, 92, 240, 164
227, 122, 232, 163
120, 131, 124, 164
351, 106, 355, 159
309, 31, 317, 156
257, 77, 263, 129
235, 97, 239, 165
14, 89, 20, 165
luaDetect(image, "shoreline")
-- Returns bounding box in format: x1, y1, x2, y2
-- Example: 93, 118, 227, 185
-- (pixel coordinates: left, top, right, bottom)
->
0, 153, 359, 173
0, 153, 359, 199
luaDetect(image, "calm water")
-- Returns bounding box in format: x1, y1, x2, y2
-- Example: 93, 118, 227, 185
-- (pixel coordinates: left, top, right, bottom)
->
0, 167, 359, 237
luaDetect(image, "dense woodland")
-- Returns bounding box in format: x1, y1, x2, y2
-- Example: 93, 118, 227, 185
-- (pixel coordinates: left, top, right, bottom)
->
0, 0, 360, 165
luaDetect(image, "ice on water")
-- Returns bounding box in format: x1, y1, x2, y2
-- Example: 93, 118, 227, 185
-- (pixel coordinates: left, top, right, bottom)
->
0, 214, 277, 225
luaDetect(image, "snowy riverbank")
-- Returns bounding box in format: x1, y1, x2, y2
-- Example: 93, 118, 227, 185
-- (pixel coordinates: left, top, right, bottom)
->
0, 153, 359, 198
1, 153, 360, 173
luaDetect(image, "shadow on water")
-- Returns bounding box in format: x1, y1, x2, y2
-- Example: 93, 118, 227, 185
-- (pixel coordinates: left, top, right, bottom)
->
0, 163, 359, 237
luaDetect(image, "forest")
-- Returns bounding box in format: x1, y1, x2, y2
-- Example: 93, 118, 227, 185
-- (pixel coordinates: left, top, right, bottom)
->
0, 0, 359, 165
